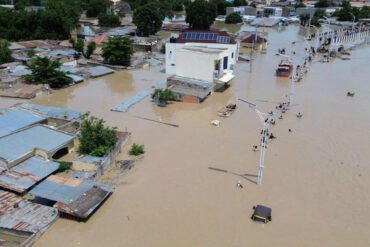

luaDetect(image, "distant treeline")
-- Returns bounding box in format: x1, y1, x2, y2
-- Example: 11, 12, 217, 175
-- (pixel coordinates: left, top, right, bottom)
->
0, 1, 81, 41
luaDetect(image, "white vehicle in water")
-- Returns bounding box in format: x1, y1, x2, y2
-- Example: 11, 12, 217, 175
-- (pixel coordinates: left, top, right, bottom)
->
215, 15, 226, 22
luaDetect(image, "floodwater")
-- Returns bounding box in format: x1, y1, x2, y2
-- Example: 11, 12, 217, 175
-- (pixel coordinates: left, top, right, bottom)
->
1, 25, 370, 247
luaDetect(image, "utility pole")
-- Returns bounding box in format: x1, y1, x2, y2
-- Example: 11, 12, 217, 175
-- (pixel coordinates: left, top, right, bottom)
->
238, 98, 273, 185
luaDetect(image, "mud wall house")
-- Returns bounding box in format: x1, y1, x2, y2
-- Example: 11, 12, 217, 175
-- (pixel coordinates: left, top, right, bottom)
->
165, 30, 239, 76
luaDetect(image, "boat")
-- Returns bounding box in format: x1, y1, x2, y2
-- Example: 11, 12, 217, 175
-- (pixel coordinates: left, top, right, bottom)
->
276, 60, 293, 77
218, 103, 237, 117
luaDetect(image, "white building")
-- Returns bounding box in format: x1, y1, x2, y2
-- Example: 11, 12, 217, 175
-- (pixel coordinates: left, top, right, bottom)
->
175, 46, 234, 84
165, 30, 239, 76
263, 7, 283, 17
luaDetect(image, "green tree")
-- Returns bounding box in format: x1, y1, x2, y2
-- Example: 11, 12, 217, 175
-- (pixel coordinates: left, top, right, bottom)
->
85, 41, 96, 58
359, 6, 370, 19
185, 0, 217, 30
86, 0, 112, 17
98, 13, 121, 27
70, 38, 85, 53
23, 56, 71, 88
0, 40, 12, 65
225, 12, 242, 23
299, 14, 310, 26
295, 0, 305, 8
172, 0, 184, 11
78, 115, 118, 157
133, 4, 163, 36
102, 36, 134, 65
210, 0, 232, 15
151, 88, 174, 105
314, 0, 330, 8
334, 1, 355, 21
310, 9, 326, 26
27, 49, 36, 58
233, 0, 247, 6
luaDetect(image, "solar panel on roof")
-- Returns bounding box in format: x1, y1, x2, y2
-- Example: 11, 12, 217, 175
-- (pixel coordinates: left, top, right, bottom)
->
204, 33, 210, 40
195, 33, 200, 39
183, 32, 189, 39
199, 33, 205, 40
210, 33, 217, 40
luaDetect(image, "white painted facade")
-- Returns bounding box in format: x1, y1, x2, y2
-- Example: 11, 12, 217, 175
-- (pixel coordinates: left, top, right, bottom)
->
165, 42, 239, 76
175, 46, 229, 83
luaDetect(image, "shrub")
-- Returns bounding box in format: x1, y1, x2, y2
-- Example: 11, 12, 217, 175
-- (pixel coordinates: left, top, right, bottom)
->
58, 161, 72, 172
129, 143, 145, 156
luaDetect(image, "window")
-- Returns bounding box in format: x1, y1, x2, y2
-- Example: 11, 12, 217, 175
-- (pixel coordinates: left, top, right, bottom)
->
232, 52, 234, 58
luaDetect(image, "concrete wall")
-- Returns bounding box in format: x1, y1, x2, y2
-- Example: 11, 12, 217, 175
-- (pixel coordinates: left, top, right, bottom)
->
175, 49, 227, 82
166, 42, 238, 76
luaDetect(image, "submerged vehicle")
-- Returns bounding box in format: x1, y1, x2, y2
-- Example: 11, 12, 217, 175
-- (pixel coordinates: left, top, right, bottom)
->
251, 205, 272, 223
276, 60, 293, 77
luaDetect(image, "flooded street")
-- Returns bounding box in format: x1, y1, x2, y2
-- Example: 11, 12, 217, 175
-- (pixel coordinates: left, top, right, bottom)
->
2, 25, 370, 246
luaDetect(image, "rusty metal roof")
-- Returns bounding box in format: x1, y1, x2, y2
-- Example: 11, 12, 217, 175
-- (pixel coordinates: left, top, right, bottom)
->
29, 175, 112, 219
0, 190, 58, 233
0, 157, 59, 193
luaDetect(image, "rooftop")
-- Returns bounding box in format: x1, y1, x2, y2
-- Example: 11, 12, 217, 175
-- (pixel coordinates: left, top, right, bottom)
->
0, 157, 59, 193
87, 66, 114, 78
180, 46, 228, 54
19, 103, 85, 121
176, 30, 236, 44
0, 108, 46, 138
0, 125, 74, 164
0, 190, 58, 233
29, 175, 112, 219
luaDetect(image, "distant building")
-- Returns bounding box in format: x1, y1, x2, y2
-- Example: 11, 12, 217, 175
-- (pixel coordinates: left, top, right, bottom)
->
296, 7, 317, 18
226, 6, 257, 16
165, 30, 239, 76
263, 7, 283, 17
241, 34, 268, 50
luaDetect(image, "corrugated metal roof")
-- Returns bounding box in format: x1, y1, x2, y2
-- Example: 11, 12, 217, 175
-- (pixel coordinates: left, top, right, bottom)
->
29, 175, 112, 218
0, 108, 46, 138
29, 175, 111, 204
0, 190, 58, 233
19, 103, 85, 121
0, 157, 59, 193
87, 66, 114, 78
67, 74, 84, 83
0, 125, 74, 164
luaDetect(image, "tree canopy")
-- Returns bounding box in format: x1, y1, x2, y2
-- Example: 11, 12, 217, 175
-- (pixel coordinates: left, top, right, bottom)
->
0, 0, 80, 41
78, 115, 118, 157
185, 0, 217, 30
102, 36, 134, 66
133, 3, 163, 36
98, 13, 121, 27
332, 1, 370, 21
23, 56, 72, 88
86, 0, 112, 17
0, 40, 12, 65
225, 12, 242, 24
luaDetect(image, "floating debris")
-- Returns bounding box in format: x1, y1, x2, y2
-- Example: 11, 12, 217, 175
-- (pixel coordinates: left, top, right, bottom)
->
111, 90, 151, 113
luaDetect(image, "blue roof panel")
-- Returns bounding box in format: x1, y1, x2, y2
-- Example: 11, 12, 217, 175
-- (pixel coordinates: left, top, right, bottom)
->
19, 103, 85, 121
0, 108, 46, 137
0, 125, 74, 163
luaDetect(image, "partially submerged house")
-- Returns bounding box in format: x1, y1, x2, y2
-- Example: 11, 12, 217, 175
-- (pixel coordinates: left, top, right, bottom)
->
29, 175, 112, 220
0, 125, 75, 169
240, 34, 268, 50
167, 75, 214, 103
0, 190, 58, 246
0, 157, 59, 194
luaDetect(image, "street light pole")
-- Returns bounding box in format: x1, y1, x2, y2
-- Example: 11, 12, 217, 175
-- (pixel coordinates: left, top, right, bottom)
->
350, 13, 355, 31
238, 98, 272, 185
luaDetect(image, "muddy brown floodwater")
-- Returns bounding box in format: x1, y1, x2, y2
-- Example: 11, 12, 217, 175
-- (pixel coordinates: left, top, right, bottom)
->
1, 25, 370, 247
